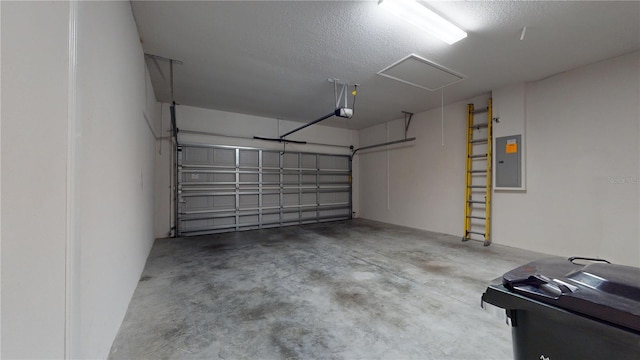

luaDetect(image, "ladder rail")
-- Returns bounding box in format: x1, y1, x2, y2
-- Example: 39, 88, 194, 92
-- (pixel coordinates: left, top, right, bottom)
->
463, 100, 492, 246
463, 104, 474, 239
485, 99, 493, 244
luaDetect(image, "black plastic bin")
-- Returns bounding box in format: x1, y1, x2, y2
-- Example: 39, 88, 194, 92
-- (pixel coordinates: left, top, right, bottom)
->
482, 257, 640, 360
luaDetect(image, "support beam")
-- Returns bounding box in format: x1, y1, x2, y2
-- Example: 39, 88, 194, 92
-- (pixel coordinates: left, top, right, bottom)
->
279, 111, 336, 139
403, 111, 414, 138
252, 136, 307, 144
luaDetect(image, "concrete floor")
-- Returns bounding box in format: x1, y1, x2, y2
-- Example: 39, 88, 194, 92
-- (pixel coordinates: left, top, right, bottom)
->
109, 219, 547, 359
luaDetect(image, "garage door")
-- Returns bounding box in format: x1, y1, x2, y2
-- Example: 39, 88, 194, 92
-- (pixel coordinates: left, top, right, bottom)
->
177, 144, 352, 236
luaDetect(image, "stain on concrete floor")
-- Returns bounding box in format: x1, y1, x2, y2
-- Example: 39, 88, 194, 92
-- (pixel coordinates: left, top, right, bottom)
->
109, 219, 547, 359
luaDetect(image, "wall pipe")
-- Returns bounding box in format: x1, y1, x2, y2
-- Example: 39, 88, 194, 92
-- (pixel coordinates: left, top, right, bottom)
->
171, 101, 179, 237
350, 137, 416, 158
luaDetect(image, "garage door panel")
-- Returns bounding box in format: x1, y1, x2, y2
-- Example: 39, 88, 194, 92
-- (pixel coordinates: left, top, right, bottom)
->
178, 144, 351, 235
318, 155, 349, 170
262, 151, 280, 167
263, 173, 279, 184
239, 173, 259, 183
319, 174, 350, 184
283, 174, 298, 184
283, 193, 299, 206
282, 153, 299, 168
239, 149, 259, 167
301, 174, 316, 184
301, 210, 317, 219
183, 194, 236, 212
239, 214, 259, 225
302, 193, 316, 205
262, 213, 280, 223
212, 149, 235, 166
319, 208, 350, 218
239, 194, 259, 208
282, 212, 300, 221
181, 172, 235, 184
318, 192, 349, 204
180, 216, 236, 234
263, 194, 280, 207
182, 147, 211, 164
301, 154, 317, 169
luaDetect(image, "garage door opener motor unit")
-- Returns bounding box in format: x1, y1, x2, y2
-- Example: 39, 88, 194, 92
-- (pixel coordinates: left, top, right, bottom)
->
254, 79, 357, 145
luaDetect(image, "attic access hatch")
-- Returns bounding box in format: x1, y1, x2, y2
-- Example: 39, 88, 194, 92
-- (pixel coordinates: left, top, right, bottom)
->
378, 54, 465, 91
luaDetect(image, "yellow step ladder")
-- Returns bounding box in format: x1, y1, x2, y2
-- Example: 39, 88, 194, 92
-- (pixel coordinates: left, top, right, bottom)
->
463, 99, 492, 246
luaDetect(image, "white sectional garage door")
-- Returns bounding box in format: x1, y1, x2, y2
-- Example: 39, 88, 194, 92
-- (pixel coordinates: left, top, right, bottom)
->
177, 144, 352, 236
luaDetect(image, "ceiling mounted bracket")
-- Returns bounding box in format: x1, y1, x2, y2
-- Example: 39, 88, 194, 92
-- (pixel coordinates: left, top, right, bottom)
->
144, 53, 183, 102
329, 78, 358, 118
144, 53, 184, 65
402, 111, 414, 139
145, 53, 184, 240
351, 111, 416, 159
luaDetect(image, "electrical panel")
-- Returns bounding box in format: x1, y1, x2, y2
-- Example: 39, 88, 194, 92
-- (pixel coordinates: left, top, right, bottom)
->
495, 135, 521, 188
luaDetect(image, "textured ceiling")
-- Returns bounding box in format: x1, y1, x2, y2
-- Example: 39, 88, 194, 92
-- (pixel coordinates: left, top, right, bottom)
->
132, 1, 640, 129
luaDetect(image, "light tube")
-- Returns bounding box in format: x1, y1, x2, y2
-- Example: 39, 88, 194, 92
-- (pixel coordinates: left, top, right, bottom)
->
379, 0, 467, 45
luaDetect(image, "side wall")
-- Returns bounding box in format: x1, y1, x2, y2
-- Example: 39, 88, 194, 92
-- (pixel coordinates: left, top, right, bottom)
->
358, 94, 489, 236
75, 2, 158, 358
358, 51, 640, 267
1, 2, 70, 357
1, 2, 158, 357
492, 51, 639, 266
155, 105, 358, 238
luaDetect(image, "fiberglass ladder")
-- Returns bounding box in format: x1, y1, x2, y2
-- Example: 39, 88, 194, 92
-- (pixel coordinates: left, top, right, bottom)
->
462, 99, 493, 246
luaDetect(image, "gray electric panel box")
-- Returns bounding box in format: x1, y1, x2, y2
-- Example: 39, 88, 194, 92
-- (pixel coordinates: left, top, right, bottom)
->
495, 135, 521, 188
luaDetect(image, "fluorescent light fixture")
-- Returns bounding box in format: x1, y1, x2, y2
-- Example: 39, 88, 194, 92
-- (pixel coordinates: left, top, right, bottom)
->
379, 0, 467, 45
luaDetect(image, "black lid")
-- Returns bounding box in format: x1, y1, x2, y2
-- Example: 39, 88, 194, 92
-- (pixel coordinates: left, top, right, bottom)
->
502, 257, 640, 333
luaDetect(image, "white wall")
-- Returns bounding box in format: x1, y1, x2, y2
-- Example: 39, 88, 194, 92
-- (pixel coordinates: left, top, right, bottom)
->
155, 105, 358, 237
492, 51, 639, 267
358, 51, 639, 267
493, 83, 526, 190
1, 1, 158, 358
1, 2, 70, 357
0, 2, 3, 355
358, 93, 490, 234
74, 2, 158, 358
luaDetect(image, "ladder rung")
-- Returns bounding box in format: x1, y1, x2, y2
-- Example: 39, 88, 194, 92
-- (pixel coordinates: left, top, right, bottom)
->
470, 123, 488, 129
465, 101, 492, 247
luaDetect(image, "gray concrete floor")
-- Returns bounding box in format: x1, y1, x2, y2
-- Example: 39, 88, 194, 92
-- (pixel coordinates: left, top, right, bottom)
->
109, 219, 547, 359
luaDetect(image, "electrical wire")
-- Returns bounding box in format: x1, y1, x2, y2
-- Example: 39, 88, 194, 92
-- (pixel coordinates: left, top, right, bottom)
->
351, 84, 358, 112
441, 88, 445, 146
346, 84, 357, 131
159, 103, 164, 155
386, 121, 390, 211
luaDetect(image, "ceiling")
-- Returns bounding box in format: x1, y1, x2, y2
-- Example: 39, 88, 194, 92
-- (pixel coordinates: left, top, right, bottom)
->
131, 1, 640, 129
